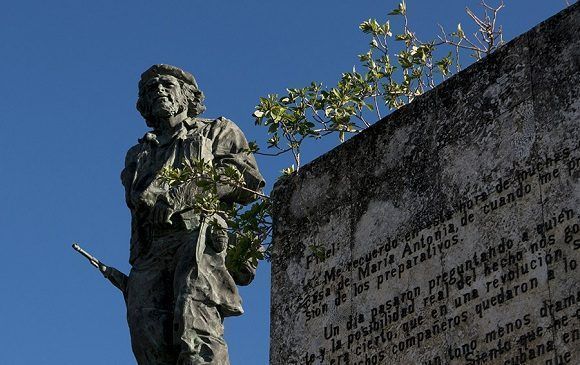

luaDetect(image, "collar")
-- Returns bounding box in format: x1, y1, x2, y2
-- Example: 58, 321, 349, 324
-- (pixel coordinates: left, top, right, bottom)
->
139, 122, 188, 147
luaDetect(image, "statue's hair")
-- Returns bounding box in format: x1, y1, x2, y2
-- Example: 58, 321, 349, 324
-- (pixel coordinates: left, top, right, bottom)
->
136, 68, 206, 128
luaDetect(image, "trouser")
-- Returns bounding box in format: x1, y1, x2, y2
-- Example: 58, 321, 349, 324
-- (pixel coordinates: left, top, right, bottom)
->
126, 229, 230, 365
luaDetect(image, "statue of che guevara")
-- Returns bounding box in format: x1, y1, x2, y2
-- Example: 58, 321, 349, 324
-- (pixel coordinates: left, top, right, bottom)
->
120, 64, 264, 365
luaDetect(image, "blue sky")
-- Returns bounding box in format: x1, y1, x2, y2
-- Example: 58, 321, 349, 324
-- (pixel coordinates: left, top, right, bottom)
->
0, 1, 571, 364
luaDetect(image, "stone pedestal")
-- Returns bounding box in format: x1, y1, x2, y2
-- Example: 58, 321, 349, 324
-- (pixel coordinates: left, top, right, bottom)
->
271, 4, 580, 364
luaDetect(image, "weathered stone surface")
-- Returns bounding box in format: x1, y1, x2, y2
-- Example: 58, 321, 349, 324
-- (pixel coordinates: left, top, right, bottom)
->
271, 4, 580, 364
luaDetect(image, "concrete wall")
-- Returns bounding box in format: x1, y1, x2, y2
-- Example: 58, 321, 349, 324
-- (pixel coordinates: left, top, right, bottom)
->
271, 4, 580, 364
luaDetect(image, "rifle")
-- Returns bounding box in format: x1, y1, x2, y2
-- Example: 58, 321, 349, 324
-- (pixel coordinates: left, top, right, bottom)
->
72, 243, 128, 296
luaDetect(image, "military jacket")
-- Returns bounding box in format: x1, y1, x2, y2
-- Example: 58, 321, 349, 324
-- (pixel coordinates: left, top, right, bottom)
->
121, 117, 264, 315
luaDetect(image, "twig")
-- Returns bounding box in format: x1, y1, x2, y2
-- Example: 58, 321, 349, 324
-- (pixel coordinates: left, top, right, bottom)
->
255, 148, 292, 157
373, 83, 382, 120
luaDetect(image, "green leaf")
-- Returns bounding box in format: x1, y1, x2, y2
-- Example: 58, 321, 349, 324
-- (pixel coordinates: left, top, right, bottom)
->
398, 51, 413, 68
436, 52, 453, 76
282, 165, 296, 176
309, 243, 326, 260
360, 19, 383, 35
383, 20, 392, 36
359, 20, 369, 32
395, 33, 412, 42
246, 141, 259, 153
388, 1, 406, 15
359, 19, 374, 33
267, 134, 280, 147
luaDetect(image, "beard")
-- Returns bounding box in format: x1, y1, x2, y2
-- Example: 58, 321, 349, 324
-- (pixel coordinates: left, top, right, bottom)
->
150, 97, 182, 118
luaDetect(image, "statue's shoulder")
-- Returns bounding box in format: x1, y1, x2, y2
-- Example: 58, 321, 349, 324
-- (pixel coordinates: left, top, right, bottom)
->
124, 143, 143, 163
127, 142, 143, 153
185, 117, 240, 137
124, 131, 158, 163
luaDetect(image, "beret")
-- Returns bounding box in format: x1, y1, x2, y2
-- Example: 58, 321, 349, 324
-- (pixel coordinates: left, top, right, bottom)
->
138, 64, 200, 91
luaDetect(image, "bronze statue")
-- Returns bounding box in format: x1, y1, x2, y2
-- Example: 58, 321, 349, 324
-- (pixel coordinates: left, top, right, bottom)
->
119, 64, 264, 364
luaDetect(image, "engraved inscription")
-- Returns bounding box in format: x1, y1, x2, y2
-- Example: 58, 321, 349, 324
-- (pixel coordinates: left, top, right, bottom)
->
284, 145, 580, 365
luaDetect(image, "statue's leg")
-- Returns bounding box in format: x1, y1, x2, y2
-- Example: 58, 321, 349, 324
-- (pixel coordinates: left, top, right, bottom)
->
172, 232, 230, 365
174, 298, 230, 365
126, 253, 177, 365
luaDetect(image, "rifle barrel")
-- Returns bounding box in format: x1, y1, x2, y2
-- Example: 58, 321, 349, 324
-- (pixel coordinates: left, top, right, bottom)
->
72, 243, 100, 268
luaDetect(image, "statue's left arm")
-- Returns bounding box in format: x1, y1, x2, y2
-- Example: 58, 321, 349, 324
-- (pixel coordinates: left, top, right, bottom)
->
158, 117, 264, 228
205, 117, 265, 205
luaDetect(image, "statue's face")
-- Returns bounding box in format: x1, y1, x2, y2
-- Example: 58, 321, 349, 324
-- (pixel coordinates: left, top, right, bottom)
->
142, 75, 187, 120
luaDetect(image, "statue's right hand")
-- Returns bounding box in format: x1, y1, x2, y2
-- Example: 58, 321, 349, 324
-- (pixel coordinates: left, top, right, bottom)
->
99, 263, 110, 278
